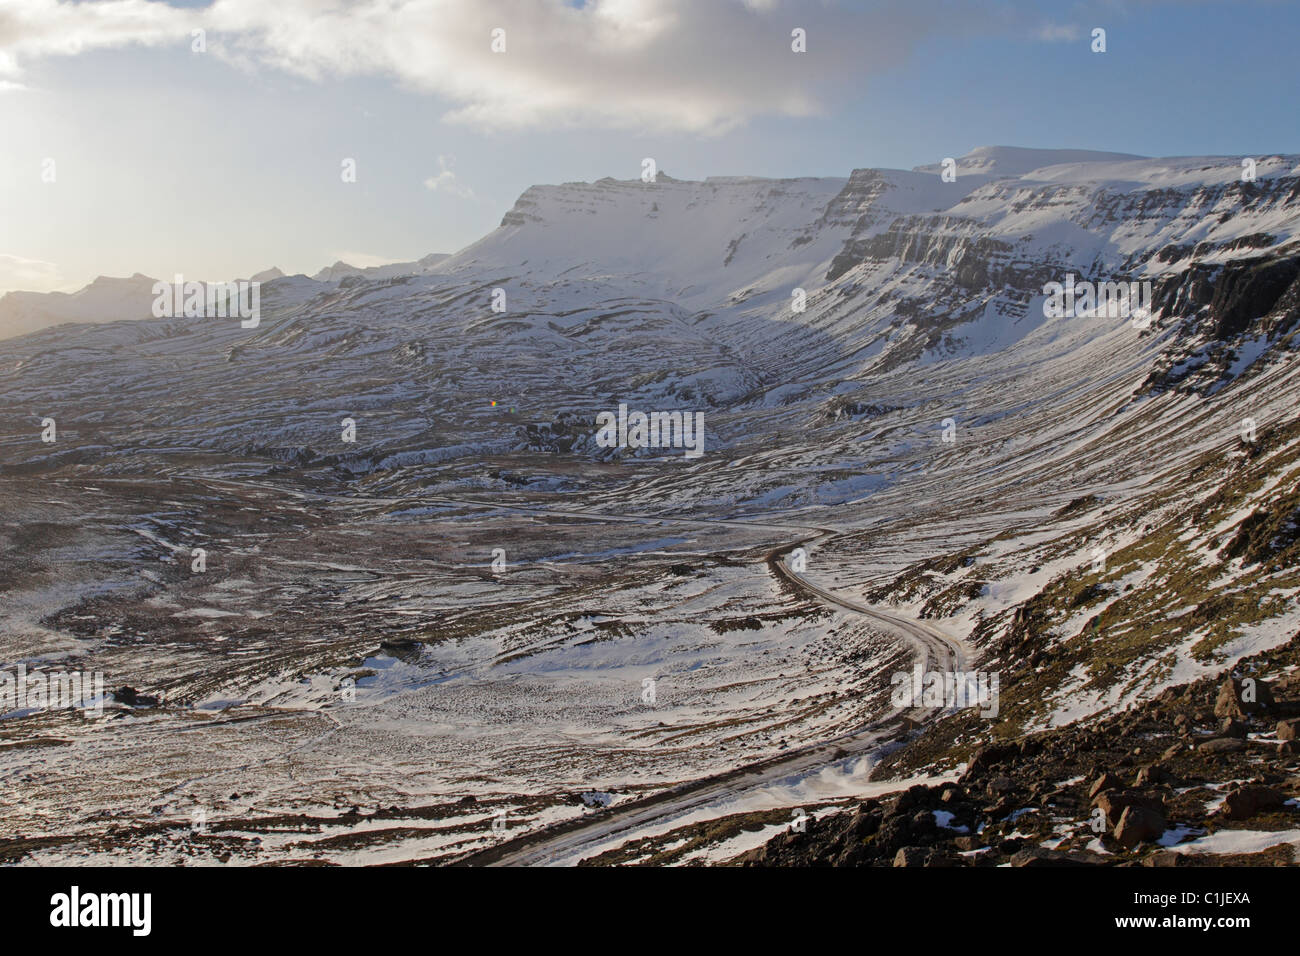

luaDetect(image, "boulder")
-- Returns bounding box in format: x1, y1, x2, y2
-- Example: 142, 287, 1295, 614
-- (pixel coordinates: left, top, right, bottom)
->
112, 686, 161, 708
1089, 772, 1122, 799
1114, 806, 1166, 848
1134, 764, 1175, 787
1214, 675, 1273, 720
968, 743, 1018, 774
1094, 789, 1164, 827
987, 775, 1016, 796
893, 846, 929, 867
1219, 718, 1249, 739
1197, 737, 1246, 755
1009, 847, 1101, 867
1219, 785, 1285, 821
1276, 718, 1300, 741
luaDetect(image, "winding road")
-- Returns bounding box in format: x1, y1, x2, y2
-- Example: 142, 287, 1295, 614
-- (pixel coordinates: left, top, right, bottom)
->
462, 534, 968, 867
166, 474, 970, 866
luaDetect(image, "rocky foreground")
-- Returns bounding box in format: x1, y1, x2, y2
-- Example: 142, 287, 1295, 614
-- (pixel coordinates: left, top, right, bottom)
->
737, 633, 1300, 867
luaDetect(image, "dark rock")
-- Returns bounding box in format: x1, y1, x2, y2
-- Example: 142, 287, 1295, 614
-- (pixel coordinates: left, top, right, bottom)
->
998, 837, 1027, 855
877, 818, 911, 854
1220, 785, 1285, 821
1219, 718, 1249, 739
984, 798, 1015, 821
987, 775, 1015, 796
1214, 675, 1274, 720
1009, 847, 1101, 867
968, 743, 1018, 774
1207, 254, 1300, 340
833, 844, 868, 867
848, 808, 881, 838
1134, 764, 1175, 787
1197, 737, 1246, 754
1094, 790, 1164, 827
112, 686, 160, 707
1114, 806, 1166, 848
893, 785, 932, 815
1089, 772, 1122, 799
893, 846, 929, 867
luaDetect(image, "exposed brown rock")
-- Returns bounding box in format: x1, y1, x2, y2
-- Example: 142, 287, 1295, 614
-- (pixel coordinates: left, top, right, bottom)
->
1220, 785, 1286, 821
1114, 806, 1166, 848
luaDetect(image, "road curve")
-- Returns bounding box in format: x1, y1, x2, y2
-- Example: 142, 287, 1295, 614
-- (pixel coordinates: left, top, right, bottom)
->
160, 475, 968, 866
464, 542, 968, 867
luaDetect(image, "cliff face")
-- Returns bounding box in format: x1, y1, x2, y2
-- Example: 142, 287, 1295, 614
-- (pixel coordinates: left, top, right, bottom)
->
442, 148, 1300, 395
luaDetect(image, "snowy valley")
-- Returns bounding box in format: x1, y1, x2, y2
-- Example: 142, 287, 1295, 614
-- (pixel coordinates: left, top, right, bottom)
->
2, 146, 1300, 866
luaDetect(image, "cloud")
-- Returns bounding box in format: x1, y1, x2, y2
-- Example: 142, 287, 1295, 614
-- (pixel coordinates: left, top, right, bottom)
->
423, 155, 474, 198
0, 253, 62, 293
0, 0, 1214, 133
0, 0, 191, 77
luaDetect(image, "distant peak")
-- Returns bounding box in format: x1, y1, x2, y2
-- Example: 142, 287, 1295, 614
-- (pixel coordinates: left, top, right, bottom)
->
912, 145, 1149, 178
82, 273, 158, 289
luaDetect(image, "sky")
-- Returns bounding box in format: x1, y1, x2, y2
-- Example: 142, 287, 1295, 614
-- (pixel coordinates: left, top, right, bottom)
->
1, 0, 1299, 296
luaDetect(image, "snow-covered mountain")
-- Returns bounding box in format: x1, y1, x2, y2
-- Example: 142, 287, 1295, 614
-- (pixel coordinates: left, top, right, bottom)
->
311, 252, 450, 283
0, 255, 454, 341
0, 273, 163, 340
3, 146, 1300, 864
5, 144, 1299, 574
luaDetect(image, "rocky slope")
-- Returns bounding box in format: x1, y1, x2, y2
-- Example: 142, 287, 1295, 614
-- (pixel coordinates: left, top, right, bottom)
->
736, 634, 1300, 867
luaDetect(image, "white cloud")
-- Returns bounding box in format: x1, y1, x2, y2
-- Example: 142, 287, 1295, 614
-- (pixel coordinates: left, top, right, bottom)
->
0, 0, 1186, 132
0, 253, 61, 293
0, 0, 191, 77
423, 155, 474, 198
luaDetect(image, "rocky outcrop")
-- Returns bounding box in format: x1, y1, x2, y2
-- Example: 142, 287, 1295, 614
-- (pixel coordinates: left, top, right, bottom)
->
736, 634, 1300, 866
